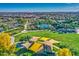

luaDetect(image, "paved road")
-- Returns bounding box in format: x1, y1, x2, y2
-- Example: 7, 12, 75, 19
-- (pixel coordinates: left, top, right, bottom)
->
14, 30, 44, 36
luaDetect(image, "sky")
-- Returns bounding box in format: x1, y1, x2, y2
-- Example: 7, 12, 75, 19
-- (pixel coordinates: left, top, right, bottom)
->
0, 3, 79, 12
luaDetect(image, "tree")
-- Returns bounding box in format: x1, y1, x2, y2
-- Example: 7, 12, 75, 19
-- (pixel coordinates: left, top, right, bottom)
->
57, 48, 72, 56
0, 32, 15, 56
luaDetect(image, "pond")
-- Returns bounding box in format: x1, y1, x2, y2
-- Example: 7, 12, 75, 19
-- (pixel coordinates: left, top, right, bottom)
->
37, 24, 50, 29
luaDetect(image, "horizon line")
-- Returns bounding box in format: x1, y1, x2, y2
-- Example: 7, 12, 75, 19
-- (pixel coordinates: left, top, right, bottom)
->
0, 11, 79, 12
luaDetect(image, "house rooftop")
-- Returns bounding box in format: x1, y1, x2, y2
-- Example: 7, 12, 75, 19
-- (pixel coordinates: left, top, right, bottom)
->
40, 37, 49, 41
29, 43, 43, 52
23, 36, 59, 53
30, 36, 40, 42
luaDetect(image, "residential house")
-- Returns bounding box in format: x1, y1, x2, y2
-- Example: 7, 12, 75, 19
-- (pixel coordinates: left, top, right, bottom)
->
23, 36, 59, 55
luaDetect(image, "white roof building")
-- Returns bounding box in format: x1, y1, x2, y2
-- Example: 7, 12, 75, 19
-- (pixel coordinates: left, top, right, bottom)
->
75, 29, 79, 34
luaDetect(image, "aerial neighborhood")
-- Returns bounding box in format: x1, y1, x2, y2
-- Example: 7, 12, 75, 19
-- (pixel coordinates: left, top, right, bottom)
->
0, 12, 79, 56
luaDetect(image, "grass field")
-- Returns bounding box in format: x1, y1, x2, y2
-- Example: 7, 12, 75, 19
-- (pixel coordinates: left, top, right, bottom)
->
15, 30, 79, 56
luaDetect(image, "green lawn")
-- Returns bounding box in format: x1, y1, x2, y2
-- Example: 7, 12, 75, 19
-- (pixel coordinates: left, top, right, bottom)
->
15, 30, 79, 56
